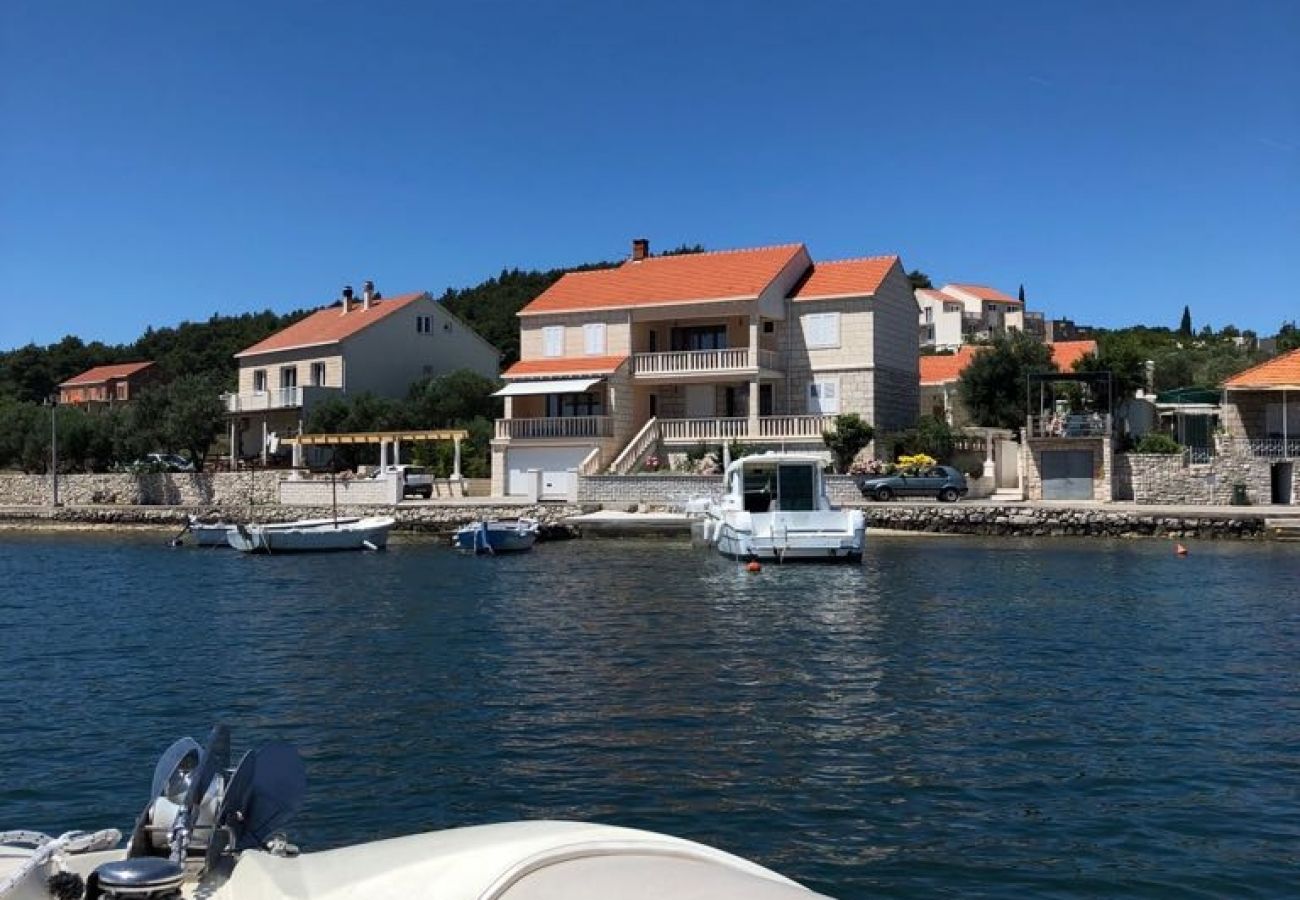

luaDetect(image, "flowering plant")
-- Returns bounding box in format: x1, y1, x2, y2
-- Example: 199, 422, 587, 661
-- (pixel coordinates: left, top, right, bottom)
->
644, 455, 661, 472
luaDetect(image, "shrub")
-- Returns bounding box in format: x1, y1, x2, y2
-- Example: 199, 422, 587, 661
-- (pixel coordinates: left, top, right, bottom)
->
823, 414, 875, 474
1135, 433, 1181, 454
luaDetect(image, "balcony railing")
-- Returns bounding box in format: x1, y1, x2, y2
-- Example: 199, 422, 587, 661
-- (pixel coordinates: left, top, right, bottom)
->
1028, 414, 1111, 439
631, 348, 780, 377
224, 385, 341, 413
1223, 438, 1300, 459
659, 415, 834, 444
495, 416, 613, 440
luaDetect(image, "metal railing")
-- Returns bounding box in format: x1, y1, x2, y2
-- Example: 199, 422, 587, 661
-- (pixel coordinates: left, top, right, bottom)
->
1027, 414, 1111, 439
223, 386, 341, 413
1223, 438, 1300, 459
494, 416, 613, 440
631, 348, 781, 376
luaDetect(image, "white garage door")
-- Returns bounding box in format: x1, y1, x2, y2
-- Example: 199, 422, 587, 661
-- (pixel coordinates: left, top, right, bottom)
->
507, 446, 593, 498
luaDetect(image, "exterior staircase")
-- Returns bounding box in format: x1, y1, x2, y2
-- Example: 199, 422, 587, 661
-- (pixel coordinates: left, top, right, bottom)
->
609, 417, 661, 475
1265, 518, 1300, 542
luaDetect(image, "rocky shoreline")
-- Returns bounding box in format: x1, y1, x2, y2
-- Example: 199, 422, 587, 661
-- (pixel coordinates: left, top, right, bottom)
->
0, 501, 1284, 541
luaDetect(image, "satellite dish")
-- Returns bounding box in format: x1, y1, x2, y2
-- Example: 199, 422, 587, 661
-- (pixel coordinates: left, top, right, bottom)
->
126, 737, 201, 857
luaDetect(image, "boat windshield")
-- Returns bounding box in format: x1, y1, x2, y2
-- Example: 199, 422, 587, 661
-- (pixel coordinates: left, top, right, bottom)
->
739, 462, 818, 512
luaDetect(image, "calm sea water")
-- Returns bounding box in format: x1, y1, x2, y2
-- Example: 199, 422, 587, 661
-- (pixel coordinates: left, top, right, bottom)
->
1, 531, 1298, 899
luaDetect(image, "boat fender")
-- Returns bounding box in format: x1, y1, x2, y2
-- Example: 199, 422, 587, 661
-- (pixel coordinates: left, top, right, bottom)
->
1175, 543, 1188, 556
363, 540, 378, 551
746, 560, 762, 573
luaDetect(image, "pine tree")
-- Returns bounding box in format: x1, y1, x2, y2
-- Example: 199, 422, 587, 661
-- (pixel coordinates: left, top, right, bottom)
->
1179, 305, 1193, 337
1018, 284, 1025, 304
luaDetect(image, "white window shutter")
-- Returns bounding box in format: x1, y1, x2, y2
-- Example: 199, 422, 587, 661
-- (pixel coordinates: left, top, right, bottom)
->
802, 312, 840, 349
583, 323, 606, 355
543, 326, 564, 357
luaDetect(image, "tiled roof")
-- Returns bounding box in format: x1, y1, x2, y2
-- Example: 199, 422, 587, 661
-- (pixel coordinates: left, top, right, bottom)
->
60, 361, 154, 387
503, 355, 629, 379
235, 292, 425, 357
946, 283, 1020, 305
790, 256, 898, 301
1048, 339, 1098, 372
1224, 347, 1300, 389
919, 340, 1097, 385
919, 347, 981, 385
915, 288, 962, 306
519, 244, 807, 315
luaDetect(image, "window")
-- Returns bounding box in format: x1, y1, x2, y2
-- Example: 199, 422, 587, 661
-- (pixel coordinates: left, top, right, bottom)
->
310, 362, 326, 386
416, 315, 433, 334
670, 324, 727, 351
280, 366, 298, 389
807, 378, 840, 414
252, 369, 267, 392
763, 320, 775, 334
546, 392, 604, 417
802, 312, 840, 349
542, 326, 564, 357
583, 323, 606, 355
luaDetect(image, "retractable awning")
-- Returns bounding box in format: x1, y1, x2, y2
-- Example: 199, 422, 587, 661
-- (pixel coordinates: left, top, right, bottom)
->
492, 377, 601, 397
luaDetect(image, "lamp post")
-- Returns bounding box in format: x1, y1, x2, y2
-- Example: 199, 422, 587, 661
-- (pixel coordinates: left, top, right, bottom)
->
44, 395, 60, 507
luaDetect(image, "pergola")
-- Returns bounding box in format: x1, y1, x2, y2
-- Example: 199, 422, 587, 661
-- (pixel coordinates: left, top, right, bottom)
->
282, 429, 470, 479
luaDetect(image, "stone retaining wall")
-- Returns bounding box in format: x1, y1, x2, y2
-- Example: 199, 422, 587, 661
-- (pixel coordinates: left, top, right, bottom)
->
0, 472, 280, 507
861, 504, 1266, 539
1113, 452, 1288, 506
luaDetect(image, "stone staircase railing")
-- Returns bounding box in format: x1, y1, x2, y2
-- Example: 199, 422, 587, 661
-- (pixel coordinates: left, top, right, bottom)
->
609, 417, 661, 475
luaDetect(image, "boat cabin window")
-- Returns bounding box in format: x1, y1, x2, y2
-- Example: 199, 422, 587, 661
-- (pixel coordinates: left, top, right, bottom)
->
738, 463, 818, 513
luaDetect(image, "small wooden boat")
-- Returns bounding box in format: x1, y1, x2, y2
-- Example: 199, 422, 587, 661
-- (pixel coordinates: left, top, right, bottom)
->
453, 518, 539, 554
227, 516, 395, 553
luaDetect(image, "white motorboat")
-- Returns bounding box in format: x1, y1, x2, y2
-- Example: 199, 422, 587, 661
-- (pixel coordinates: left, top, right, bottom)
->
0, 726, 832, 899
226, 516, 394, 553
691, 452, 865, 563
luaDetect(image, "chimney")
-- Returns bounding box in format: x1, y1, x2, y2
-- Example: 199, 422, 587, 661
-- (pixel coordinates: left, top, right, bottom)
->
631, 238, 650, 262
340, 285, 354, 315
362, 280, 376, 311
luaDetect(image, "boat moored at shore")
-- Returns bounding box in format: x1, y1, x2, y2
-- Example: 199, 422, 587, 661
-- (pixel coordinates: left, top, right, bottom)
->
691, 452, 866, 562
226, 516, 394, 553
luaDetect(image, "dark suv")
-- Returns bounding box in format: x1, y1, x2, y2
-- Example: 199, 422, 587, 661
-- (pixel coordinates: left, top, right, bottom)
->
856, 465, 969, 502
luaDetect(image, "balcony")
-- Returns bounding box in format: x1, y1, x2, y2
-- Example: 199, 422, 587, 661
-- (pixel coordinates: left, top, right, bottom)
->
223, 385, 341, 414
1027, 414, 1111, 439
495, 416, 613, 440
1222, 437, 1300, 459
631, 348, 781, 379
659, 415, 834, 445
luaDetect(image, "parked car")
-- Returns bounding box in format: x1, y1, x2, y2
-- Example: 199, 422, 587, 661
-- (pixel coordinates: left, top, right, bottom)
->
857, 465, 968, 502
371, 464, 434, 498
125, 453, 196, 473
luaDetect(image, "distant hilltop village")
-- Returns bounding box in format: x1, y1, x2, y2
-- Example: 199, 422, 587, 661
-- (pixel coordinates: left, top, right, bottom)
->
2, 238, 1298, 508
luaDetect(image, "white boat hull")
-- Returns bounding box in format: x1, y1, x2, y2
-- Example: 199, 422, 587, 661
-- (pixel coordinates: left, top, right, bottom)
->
0, 821, 831, 899
227, 517, 394, 553
696, 511, 865, 563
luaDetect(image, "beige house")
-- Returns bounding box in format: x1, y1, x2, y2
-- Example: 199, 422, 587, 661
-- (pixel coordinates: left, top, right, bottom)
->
917, 283, 1027, 351
1222, 347, 1300, 504
226, 282, 499, 463
490, 240, 919, 497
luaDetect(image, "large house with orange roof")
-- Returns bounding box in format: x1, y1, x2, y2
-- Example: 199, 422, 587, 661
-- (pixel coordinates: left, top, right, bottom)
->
919, 340, 1098, 427
226, 281, 499, 462
58, 361, 160, 406
490, 239, 919, 497
917, 283, 1027, 351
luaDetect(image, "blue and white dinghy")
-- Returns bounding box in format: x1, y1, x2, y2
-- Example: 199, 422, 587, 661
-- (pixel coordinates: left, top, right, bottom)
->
452, 517, 540, 554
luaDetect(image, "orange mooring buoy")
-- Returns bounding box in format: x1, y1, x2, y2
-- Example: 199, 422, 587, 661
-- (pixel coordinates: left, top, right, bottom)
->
746, 560, 762, 573
1175, 543, 1189, 556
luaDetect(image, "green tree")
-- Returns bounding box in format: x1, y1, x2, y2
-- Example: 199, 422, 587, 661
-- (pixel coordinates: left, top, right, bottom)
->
907, 270, 933, 290
1073, 334, 1149, 406
1179, 305, 1193, 337
1277, 321, 1300, 353
957, 331, 1057, 430
407, 370, 502, 426
161, 374, 226, 470
823, 413, 875, 474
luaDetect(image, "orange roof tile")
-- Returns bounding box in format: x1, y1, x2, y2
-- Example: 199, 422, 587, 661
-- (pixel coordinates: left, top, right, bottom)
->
235, 292, 425, 357
60, 361, 154, 387
915, 288, 964, 306
519, 244, 806, 316
1049, 339, 1098, 372
919, 347, 981, 385
919, 340, 1096, 385
1224, 347, 1300, 389
790, 256, 899, 301
503, 355, 629, 379
946, 283, 1020, 305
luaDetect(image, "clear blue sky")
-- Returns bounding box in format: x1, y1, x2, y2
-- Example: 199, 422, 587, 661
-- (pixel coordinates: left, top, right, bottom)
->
2, 0, 1297, 350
